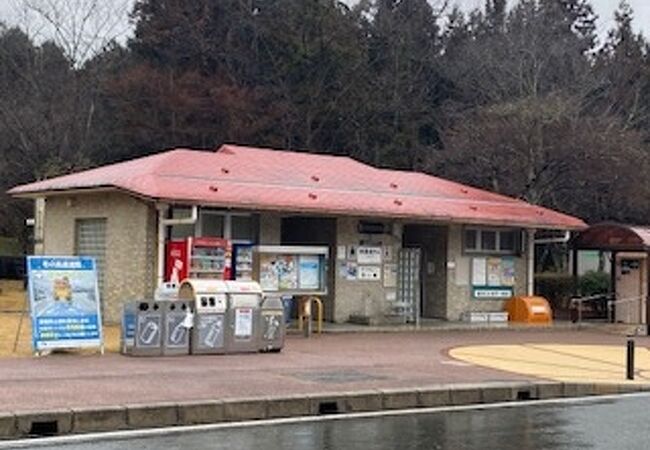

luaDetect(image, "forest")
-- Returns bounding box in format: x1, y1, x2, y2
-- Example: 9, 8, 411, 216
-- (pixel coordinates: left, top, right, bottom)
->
0, 0, 649, 246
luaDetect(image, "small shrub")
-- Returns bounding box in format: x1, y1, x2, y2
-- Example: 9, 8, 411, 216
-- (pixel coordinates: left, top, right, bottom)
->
579, 270, 611, 296
535, 272, 576, 310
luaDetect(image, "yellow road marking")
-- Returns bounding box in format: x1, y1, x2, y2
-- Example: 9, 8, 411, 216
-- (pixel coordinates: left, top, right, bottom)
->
449, 344, 650, 384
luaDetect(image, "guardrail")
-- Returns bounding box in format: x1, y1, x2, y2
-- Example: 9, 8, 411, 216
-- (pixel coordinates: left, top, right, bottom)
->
570, 293, 614, 326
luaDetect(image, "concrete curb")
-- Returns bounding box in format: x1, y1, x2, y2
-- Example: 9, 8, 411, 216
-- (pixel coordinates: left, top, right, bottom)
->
3, 382, 650, 440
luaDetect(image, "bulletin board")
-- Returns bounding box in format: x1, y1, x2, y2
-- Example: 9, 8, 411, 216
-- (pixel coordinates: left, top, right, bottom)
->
471, 256, 515, 299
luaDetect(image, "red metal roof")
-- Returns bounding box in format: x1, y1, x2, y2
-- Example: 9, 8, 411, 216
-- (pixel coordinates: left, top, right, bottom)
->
9, 144, 586, 229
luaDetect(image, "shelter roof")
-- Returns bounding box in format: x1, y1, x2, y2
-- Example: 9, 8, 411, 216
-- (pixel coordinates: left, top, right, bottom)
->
571, 223, 650, 251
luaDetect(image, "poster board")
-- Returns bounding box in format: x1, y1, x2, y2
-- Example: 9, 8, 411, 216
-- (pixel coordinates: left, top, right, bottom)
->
254, 246, 328, 295
471, 256, 515, 299
27, 256, 103, 352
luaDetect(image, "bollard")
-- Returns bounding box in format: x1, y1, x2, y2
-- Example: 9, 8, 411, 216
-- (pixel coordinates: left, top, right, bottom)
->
626, 338, 635, 380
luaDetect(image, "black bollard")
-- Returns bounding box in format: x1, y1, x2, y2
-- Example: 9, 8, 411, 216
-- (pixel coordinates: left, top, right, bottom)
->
626, 338, 635, 380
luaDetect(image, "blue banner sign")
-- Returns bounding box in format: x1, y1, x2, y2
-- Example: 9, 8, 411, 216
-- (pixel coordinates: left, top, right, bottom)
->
27, 256, 103, 351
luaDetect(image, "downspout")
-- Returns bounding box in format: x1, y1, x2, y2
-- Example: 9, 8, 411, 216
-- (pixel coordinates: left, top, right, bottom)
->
527, 229, 536, 296
156, 204, 199, 286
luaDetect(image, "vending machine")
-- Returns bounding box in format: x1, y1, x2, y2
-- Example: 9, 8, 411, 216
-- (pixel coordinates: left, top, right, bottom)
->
232, 243, 254, 281
166, 237, 232, 282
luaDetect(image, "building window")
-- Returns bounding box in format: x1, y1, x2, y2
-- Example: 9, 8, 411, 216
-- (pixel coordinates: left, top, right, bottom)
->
170, 207, 195, 239
231, 215, 255, 242
463, 228, 519, 254
200, 211, 225, 237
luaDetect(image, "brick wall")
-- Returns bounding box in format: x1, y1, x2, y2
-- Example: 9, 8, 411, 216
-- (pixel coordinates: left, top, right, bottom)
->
333, 217, 402, 323
445, 224, 528, 321
42, 192, 157, 323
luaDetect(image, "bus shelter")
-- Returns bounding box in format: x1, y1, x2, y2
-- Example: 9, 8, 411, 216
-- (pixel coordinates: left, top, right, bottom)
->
571, 223, 650, 326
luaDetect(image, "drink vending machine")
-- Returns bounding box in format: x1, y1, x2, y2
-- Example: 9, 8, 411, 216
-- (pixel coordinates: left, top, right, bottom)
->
232, 243, 254, 280
166, 237, 232, 282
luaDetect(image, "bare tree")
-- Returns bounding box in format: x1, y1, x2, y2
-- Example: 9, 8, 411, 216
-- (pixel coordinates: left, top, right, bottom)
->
12, 0, 133, 66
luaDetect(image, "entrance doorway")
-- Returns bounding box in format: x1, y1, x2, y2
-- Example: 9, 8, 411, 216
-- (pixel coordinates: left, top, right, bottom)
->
402, 224, 448, 319
281, 216, 336, 321
615, 254, 648, 324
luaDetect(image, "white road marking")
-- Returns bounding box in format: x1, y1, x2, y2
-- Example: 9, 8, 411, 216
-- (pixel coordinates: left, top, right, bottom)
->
2, 392, 648, 448
439, 359, 472, 366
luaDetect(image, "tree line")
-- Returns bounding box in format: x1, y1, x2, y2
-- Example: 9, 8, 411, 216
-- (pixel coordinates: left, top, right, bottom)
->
1, 0, 649, 247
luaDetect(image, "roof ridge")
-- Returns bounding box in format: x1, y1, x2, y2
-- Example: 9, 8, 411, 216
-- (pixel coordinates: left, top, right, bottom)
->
218, 144, 363, 165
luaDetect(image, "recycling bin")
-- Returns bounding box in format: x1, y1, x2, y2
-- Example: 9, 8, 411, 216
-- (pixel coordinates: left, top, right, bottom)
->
121, 301, 137, 355
161, 300, 193, 356
505, 296, 552, 325
260, 295, 285, 353
225, 281, 263, 354
155, 282, 179, 301
131, 300, 164, 356
179, 280, 228, 355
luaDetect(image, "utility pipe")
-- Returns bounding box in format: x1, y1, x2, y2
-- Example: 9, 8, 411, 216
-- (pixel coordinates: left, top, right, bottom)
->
156, 204, 198, 286
527, 229, 536, 296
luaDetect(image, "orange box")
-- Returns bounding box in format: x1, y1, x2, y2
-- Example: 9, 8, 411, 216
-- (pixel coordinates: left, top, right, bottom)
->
505, 296, 552, 324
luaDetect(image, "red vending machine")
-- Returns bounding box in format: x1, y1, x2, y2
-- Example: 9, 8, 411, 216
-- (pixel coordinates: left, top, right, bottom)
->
166, 237, 232, 282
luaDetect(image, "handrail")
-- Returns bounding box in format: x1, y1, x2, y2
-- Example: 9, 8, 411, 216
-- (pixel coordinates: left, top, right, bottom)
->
570, 293, 613, 326
606, 295, 646, 325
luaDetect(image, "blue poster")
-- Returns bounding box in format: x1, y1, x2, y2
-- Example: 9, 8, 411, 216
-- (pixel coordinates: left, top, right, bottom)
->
27, 256, 103, 351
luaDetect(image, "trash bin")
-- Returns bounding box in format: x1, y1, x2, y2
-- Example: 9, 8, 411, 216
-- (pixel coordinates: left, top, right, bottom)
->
225, 281, 263, 354
155, 282, 180, 301
260, 295, 286, 353
130, 300, 164, 356
505, 296, 552, 325
161, 300, 193, 356
179, 280, 228, 355
121, 302, 137, 355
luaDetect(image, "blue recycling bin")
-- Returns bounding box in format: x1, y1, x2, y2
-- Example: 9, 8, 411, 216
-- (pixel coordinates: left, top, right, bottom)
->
281, 296, 294, 325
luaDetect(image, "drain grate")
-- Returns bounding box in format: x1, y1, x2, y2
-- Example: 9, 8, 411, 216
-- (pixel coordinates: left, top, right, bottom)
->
318, 401, 340, 415
29, 420, 58, 437
294, 370, 386, 384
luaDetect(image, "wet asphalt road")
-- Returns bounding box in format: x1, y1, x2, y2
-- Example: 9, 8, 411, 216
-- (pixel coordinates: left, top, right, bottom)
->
22, 394, 650, 450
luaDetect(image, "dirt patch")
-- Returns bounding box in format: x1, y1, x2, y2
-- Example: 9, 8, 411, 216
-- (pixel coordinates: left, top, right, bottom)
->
0, 279, 120, 357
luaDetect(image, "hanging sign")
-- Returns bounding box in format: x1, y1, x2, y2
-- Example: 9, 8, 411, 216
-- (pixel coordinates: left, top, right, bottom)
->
27, 256, 103, 352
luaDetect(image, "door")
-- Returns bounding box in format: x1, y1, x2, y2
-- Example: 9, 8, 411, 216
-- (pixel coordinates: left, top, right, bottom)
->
396, 248, 421, 324
615, 255, 647, 324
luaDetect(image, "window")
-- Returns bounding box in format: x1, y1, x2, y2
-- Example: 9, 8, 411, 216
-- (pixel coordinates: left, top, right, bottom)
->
464, 229, 478, 251
200, 212, 224, 237
499, 231, 517, 252
170, 207, 195, 239
481, 231, 497, 251
231, 215, 255, 241
463, 228, 519, 254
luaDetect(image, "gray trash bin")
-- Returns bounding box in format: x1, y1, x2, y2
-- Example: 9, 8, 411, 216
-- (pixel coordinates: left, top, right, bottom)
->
162, 300, 192, 356
178, 280, 228, 355
132, 300, 163, 356
260, 296, 285, 353
121, 301, 137, 355
225, 281, 263, 354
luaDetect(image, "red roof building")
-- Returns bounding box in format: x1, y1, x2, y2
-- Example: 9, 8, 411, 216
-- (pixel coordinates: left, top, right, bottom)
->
11, 144, 586, 325
11, 144, 584, 230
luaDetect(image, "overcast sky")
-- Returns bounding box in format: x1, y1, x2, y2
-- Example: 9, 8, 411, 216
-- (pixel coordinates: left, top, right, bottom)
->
0, 0, 647, 50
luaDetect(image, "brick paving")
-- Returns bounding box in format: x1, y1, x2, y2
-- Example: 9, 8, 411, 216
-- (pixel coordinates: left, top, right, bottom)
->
0, 329, 644, 413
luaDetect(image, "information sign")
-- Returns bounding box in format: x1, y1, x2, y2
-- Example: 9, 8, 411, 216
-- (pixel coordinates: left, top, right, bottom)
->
27, 256, 103, 352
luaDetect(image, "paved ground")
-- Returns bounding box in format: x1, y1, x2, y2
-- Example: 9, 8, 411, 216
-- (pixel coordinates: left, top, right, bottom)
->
452, 342, 650, 383
0, 329, 646, 414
